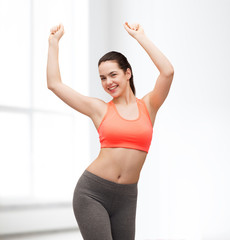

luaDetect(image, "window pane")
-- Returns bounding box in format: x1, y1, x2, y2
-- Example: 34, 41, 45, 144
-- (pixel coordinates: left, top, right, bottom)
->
33, 112, 75, 201
0, 112, 30, 198
33, 0, 73, 112
0, 0, 30, 108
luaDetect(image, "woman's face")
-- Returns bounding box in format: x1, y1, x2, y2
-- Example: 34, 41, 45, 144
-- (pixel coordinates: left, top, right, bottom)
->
98, 60, 131, 97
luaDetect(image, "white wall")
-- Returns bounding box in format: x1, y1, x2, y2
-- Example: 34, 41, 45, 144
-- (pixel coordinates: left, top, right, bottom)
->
88, 0, 230, 240
88, 0, 110, 161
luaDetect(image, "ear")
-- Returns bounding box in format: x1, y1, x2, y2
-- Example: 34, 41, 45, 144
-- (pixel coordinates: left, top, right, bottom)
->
126, 68, 132, 80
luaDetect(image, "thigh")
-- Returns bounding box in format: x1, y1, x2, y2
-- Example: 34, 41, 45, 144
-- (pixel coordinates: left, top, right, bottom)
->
110, 194, 137, 240
72, 176, 112, 240
73, 189, 113, 240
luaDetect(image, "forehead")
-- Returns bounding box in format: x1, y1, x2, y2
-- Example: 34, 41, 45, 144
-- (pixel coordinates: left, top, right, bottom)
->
98, 61, 120, 75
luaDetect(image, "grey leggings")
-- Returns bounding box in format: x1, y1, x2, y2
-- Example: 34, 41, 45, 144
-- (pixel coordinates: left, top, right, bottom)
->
72, 169, 138, 240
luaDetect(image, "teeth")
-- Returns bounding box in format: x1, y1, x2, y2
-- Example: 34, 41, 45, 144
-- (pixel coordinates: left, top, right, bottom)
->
108, 85, 118, 90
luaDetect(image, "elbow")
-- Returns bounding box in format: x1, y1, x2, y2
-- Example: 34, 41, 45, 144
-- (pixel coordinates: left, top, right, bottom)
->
47, 84, 56, 91
47, 81, 55, 91
160, 63, 174, 77
167, 65, 174, 76
47, 77, 61, 90
169, 68, 174, 78
47, 80, 53, 90
47, 75, 52, 90
47, 85, 53, 90
169, 66, 174, 75
161, 68, 174, 78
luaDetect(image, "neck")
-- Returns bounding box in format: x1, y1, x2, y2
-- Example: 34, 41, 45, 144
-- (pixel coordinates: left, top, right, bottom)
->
112, 88, 136, 105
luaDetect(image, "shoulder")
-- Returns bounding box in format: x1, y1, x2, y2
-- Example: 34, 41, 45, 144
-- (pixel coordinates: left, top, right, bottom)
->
90, 97, 110, 119
139, 94, 158, 118
89, 98, 112, 130
94, 98, 112, 109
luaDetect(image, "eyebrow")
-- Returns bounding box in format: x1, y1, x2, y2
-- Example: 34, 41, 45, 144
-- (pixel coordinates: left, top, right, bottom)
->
100, 71, 118, 77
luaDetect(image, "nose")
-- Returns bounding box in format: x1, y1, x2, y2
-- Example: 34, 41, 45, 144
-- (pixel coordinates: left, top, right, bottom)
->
106, 77, 113, 85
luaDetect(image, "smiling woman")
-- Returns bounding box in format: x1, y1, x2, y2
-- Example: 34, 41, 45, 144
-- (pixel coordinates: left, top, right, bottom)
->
100, 70, 119, 92
47, 20, 173, 240
98, 52, 136, 96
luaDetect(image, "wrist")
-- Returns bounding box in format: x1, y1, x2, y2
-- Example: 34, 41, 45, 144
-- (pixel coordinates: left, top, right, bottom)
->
48, 38, 59, 48
135, 33, 148, 42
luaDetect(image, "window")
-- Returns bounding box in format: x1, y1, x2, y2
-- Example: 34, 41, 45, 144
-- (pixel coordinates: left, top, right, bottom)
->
0, 0, 89, 205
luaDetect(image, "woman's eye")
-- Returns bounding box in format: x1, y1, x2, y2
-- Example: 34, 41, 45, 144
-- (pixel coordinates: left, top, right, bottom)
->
101, 74, 116, 80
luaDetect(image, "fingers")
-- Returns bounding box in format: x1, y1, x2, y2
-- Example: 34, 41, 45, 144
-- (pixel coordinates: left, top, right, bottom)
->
58, 23, 64, 32
124, 22, 135, 30
131, 23, 139, 31
50, 26, 58, 34
124, 22, 130, 31
130, 23, 137, 31
124, 22, 135, 33
134, 23, 139, 30
124, 22, 138, 31
50, 23, 64, 34
124, 21, 131, 29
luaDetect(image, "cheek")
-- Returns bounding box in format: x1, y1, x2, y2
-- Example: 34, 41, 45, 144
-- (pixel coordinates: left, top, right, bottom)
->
118, 78, 126, 86
102, 82, 108, 90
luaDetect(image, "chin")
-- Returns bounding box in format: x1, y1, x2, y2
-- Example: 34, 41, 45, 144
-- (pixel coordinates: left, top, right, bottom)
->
111, 95, 119, 98
106, 90, 118, 97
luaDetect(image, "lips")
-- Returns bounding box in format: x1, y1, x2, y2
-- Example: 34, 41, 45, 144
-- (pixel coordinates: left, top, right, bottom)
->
108, 85, 118, 91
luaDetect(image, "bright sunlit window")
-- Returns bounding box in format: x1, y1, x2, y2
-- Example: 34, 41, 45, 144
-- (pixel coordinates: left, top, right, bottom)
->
0, 0, 89, 204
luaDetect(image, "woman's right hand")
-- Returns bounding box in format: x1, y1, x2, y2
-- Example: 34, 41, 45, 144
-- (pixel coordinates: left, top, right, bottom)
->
48, 23, 65, 44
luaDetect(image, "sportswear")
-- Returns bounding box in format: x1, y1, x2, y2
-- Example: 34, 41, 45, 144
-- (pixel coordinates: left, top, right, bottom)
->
97, 97, 153, 153
72, 169, 137, 239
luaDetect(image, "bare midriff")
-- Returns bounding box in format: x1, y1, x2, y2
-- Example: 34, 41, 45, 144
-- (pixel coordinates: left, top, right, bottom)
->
86, 147, 148, 184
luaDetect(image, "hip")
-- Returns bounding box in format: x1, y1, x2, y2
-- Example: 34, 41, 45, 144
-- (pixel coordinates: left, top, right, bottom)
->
73, 169, 138, 217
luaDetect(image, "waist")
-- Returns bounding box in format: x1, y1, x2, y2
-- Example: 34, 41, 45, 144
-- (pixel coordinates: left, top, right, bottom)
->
86, 148, 147, 184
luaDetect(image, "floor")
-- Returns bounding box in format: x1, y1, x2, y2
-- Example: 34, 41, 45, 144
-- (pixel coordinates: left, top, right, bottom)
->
1, 230, 83, 240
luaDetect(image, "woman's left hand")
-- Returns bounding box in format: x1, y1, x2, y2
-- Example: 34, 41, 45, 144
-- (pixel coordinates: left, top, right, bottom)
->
123, 22, 145, 39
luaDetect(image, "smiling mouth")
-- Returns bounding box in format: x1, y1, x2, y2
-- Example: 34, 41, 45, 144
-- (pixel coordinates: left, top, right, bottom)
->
108, 85, 118, 91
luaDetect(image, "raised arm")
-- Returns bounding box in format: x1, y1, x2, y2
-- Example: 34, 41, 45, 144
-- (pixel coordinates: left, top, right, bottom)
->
46, 24, 105, 119
124, 22, 174, 112
46, 24, 64, 88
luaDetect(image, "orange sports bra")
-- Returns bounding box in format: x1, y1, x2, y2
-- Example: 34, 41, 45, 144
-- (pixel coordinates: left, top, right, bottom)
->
97, 97, 153, 153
